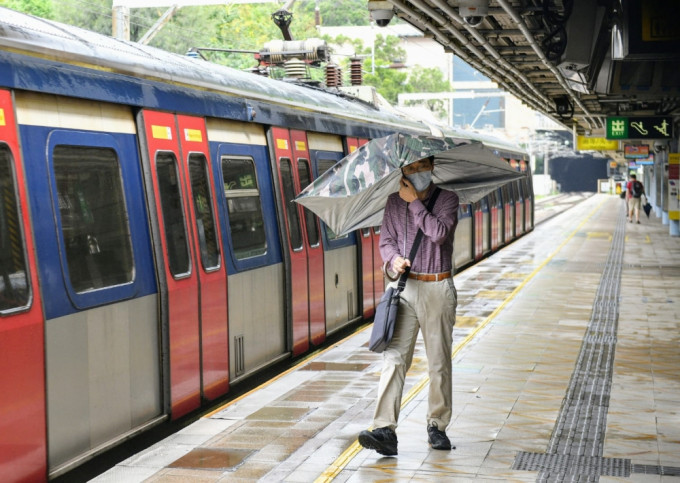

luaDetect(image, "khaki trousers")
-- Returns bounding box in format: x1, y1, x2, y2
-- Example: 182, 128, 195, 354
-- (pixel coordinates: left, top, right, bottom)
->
373, 276, 457, 430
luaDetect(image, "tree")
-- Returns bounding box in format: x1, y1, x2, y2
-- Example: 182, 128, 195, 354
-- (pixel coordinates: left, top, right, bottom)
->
2, 0, 54, 18
298, 0, 370, 26
52, 0, 111, 35
406, 66, 451, 119
356, 35, 410, 105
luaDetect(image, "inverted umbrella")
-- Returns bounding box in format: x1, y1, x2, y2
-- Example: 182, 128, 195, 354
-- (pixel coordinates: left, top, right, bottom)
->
295, 133, 524, 236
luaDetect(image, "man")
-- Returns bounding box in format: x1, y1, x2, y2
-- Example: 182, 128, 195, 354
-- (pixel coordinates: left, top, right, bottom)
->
627, 173, 645, 224
358, 156, 459, 456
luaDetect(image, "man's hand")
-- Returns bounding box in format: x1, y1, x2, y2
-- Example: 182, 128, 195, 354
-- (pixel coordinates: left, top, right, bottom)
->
392, 256, 411, 274
399, 177, 418, 203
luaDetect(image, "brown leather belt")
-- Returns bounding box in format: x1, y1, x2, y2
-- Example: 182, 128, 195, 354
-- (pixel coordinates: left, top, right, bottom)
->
408, 271, 451, 282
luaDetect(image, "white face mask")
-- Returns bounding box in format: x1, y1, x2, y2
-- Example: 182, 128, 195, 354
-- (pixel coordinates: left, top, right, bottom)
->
406, 170, 432, 192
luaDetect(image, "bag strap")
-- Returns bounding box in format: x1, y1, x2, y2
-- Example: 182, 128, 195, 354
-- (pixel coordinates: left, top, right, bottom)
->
396, 188, 441, 291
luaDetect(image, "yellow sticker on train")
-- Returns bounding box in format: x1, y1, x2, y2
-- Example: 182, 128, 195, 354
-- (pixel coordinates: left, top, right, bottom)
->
276, 138, 288, 150
349, 145, 357, 153
0, 109, 5, 126
295, 140, 306, 152
151, 125, 172, 140
184, 128, 202, 143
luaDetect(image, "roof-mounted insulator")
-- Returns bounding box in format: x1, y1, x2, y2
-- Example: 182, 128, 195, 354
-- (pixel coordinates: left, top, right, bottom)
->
284, 58, 307, 79
260, 39, 329, 66
350, 57, 363, 86
326, 63, 342, 87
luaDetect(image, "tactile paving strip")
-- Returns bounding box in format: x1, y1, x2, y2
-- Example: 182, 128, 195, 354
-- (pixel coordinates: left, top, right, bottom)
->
512, 205, 659, 481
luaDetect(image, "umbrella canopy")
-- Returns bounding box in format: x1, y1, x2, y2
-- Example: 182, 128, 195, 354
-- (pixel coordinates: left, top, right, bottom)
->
643, 201, 652, 218
295, 133, 524, 236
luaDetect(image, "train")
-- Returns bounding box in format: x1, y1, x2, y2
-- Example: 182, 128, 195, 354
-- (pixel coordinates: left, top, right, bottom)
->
0, 7, 533, 481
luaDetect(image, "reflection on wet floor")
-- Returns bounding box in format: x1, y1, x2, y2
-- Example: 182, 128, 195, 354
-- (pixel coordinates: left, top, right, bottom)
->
168, 447, 252, 470
301, 362, 371, 372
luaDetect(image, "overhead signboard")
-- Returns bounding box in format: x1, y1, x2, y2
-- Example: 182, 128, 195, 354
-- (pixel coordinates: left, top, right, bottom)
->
669, 153, 679, 221
623, 144, 649, 159
576, 135, 618, 151
606, 116, 674, 140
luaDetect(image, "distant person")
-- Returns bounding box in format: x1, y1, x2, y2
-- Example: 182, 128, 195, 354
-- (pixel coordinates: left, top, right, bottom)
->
358, 156, 459, 456
627, 174, 645, 224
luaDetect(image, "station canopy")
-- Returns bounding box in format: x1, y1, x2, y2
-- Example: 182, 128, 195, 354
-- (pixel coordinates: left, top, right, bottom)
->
379, 0, 679, 137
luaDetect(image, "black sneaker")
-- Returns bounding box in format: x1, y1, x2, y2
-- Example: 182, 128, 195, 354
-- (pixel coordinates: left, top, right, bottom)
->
427, 423, 452, 450
358, 426, 398, 456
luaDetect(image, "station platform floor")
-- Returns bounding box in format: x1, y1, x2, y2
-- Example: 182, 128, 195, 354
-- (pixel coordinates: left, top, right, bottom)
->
94, 193, 680, 482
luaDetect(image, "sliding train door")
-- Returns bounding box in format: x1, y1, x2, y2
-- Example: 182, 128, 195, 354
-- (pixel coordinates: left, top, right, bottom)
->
346, 137, 380, 319
0, 89, 47, 481
269, 127, 325, 356
138, 110, 228, 418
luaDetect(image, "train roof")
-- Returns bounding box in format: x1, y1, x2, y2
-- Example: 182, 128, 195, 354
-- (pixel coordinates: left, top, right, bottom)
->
0, 7, 429, 137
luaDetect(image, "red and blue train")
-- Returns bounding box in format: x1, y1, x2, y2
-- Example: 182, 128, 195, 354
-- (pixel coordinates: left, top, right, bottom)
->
0, 8, 532, 481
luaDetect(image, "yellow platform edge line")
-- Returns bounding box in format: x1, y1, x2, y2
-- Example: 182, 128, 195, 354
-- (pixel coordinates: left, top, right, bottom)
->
315, 198, 607, 483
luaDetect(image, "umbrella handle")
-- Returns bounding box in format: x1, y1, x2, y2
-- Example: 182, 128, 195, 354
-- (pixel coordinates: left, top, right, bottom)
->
382, 261, 400, 282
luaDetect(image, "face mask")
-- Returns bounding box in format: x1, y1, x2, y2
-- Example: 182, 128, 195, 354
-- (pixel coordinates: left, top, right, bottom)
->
406, 170, 432, 192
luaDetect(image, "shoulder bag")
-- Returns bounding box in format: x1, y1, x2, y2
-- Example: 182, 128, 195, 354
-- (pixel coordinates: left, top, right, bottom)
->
369, 188, 441, 352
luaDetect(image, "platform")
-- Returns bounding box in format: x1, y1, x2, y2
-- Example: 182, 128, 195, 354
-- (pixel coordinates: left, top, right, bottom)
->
93, 193, 680, 482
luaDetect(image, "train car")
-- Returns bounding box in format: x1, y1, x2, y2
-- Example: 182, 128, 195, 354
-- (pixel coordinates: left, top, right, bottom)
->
0, 8, 530, 481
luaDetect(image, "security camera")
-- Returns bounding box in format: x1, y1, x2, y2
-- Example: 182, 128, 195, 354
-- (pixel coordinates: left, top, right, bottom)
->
368, 0, 394, 27
654, 140, 668, 153
459, 0, 488, 27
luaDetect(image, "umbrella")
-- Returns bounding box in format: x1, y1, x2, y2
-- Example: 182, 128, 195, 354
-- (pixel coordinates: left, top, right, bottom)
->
294, 132, 524, 236
643, 200, 652, 218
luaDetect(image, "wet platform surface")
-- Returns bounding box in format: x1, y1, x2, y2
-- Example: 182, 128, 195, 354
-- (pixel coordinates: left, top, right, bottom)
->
94, 194, 680, 482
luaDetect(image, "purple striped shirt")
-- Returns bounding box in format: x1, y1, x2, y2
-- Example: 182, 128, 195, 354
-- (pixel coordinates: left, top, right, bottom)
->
379, 185, 459, 274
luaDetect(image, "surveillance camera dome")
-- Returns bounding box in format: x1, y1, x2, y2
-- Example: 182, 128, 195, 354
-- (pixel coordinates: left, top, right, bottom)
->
459, 1, 488, 28
463, 15, 483, 26
370, 9, 394, 27
653, 140, 668, 153
368, 0, 394, 27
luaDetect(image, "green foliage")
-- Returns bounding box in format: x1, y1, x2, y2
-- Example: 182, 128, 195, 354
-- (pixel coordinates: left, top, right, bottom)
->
406, 66, 451, 118
52, 0, 111, 35
298, 0, 370, 26
1, 0, 54, 18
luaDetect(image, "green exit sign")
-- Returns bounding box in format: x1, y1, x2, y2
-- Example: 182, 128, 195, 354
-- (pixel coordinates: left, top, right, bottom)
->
606, 116, 673, 140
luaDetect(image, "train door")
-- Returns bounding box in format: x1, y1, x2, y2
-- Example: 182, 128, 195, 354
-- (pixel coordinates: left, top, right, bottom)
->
521, 161, 534, 230
138, 110, 228, 419
176, 115, 229, 400
270, 127, 325, 356
347, 137, 376, 319
0, 89, 47, 481
472, 200, 483, 261
489, 190, 500, 251
514, 180, 524, 235
502, 183, 514, 242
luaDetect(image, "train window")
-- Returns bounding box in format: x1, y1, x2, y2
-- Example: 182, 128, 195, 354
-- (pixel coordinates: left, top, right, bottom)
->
297, 159, 320, 247
53, 145, 134, 291
222, 157, 267, 259
278, 159, 303, 251
0, 144, 30, 312
189, 153, 220, 270
156, 152, 191, 278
